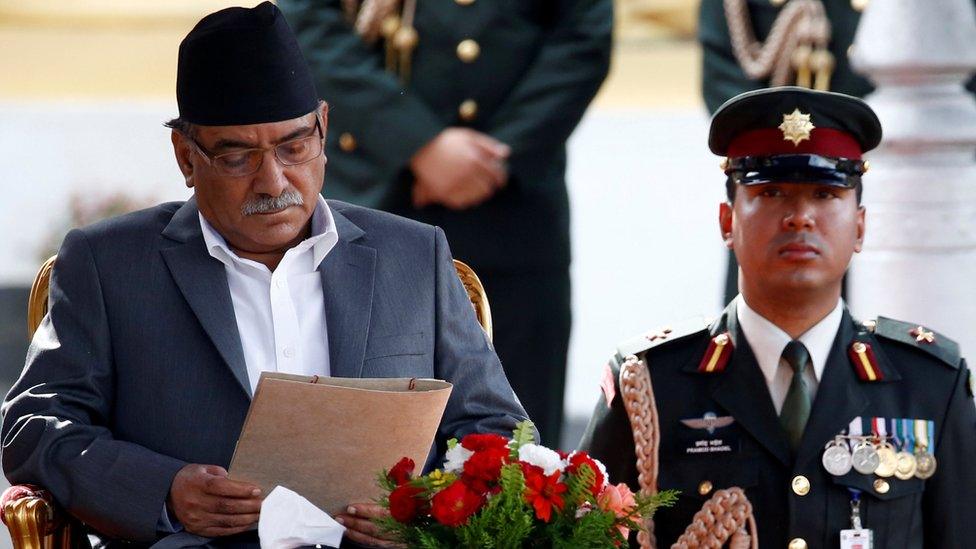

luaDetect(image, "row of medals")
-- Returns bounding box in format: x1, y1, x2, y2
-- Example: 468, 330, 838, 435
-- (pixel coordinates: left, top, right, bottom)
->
822, 435, 937, 480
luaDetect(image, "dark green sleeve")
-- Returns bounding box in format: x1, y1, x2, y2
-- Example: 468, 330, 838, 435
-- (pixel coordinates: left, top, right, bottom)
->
280, 0, 445, 187
577, 359, 639, 492
486, 0, 612, 182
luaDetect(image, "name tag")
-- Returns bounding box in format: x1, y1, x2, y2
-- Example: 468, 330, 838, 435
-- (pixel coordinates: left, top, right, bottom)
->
679, 413, 738, 455
840, 528, 873, 549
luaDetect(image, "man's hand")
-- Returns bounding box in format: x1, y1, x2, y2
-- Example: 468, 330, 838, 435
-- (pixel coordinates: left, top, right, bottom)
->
410, 128, 511, 210
336, 503, 406, 548
168, 464, 263, 538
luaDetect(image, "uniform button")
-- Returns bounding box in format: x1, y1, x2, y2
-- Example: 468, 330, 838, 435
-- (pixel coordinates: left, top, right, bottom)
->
339, 132, 357, 152
873, 478, 890, 494
455, 0, 475, 5
458, 99, 478, 122
791, 475, 810, 496
770, 0, 787, 5
456, 39, 480, 63
283, 347, 295, 358
697, 480, 713, 496
788, 538, 807, 549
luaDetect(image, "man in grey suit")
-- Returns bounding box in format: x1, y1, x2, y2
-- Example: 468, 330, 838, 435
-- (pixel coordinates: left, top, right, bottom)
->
1, 3, 527, 547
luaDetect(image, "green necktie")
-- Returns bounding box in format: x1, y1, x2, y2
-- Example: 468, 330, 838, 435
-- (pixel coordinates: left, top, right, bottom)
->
780, 340, 812, 452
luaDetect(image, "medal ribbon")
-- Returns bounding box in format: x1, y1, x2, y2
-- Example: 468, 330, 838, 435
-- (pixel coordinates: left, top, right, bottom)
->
891, 418, 902, 450
928, 420, 936, 453
871, 417, 885, 439
848, 416, 863, 450
903, 418, 915, 452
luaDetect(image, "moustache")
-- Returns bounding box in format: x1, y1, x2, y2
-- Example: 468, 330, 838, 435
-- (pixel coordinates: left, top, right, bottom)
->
241, 189, 304, 216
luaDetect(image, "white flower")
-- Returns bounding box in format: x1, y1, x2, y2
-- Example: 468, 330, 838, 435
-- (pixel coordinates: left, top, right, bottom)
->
443, 444, 474, 473
518, 443, 564, 476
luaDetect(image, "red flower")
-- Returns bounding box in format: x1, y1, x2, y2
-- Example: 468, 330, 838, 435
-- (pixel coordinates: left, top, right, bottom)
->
462, 446, 510, 493
566, 452, 605, 496
460, 433, 509, 452
388, 484, 427, 523
430, 480, 485, 527
521, 463, 567, 522
387, 457, 415, 486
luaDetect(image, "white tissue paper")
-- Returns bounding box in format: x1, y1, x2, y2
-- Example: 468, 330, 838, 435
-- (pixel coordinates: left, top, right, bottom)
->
258, 485, 346, 549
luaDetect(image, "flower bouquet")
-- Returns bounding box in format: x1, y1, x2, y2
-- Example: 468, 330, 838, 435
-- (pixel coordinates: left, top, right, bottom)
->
375, 421, 676, 548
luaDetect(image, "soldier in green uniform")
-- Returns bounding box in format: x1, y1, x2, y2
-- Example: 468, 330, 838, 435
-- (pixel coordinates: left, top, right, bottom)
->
699, 0, 873, 114
279, 0, 613, 448
580, 87, 976, 548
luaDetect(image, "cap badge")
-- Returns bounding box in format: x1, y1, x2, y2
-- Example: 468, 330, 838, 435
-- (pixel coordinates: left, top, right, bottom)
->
779, 108, 815, 146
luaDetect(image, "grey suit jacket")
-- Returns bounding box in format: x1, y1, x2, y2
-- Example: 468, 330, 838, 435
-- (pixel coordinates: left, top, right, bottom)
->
1, 198, 527, 544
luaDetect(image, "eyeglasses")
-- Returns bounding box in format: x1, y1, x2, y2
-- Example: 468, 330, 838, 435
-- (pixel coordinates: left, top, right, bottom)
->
185, 118, 325, 177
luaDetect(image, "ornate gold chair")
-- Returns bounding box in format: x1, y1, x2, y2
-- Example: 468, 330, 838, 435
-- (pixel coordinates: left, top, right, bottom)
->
618, 355, 758, 549
2, 256, 494, 549
452, 259, 492, 342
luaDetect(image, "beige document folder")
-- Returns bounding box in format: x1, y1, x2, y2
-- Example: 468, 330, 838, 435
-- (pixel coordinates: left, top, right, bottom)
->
229, 373, 453, 516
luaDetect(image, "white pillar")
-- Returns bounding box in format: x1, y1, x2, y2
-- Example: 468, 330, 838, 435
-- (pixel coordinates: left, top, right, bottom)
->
849, 0, 976, 355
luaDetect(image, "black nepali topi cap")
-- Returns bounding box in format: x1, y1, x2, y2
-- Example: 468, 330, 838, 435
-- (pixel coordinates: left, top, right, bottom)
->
176, 1, 319, 126
709, 87, 882, 188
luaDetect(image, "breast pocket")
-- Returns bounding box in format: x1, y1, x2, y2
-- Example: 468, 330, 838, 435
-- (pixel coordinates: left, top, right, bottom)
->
362, 333, 430, 377
364, 332, 427, 360
832, 473, 925, 548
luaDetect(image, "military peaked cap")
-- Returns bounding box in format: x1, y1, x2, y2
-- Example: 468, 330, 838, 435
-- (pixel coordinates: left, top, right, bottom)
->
709, 87, 882, 188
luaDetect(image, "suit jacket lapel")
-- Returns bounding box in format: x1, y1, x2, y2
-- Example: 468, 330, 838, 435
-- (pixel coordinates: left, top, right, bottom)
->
708, 300, 793, 467
796, 310, 869, 469
160, 198, 251, 398
321, 207, 376, 379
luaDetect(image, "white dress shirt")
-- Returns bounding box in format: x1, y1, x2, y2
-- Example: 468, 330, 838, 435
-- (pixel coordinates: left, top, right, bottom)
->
199, 195, 339, 394
735, 294, 844, 414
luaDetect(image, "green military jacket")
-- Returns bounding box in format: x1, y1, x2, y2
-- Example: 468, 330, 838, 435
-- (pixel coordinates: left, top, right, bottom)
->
580, 300, 976, 548
281, 0, 612, 271
699, 0, 976, 114
698, 0, 873, 113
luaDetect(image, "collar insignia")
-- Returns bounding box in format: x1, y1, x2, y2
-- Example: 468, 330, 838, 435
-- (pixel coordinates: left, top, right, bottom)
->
697, 332, 733, 374
849, 340, 884, 382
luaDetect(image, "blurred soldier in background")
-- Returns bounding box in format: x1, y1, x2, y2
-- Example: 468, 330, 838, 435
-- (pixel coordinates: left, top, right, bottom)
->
280, 0, 613, 448
699, 0, 976, 302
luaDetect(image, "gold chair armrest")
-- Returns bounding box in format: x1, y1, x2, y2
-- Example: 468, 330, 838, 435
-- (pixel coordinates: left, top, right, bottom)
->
1, 484, 79, 549
453, 259, 492, 341
28, 255, 57, 340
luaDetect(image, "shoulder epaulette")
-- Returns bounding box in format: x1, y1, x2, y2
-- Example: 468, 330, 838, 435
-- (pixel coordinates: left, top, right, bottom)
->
872, 316, 961, 369
614, 316, 710, 364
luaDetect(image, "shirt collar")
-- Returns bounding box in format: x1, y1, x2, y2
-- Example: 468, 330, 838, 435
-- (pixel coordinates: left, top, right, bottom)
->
198, 194, 338, 271
735, 294, 844, 385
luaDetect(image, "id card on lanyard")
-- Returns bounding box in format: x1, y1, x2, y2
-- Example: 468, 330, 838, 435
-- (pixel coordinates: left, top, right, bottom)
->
840, 489, 873, 549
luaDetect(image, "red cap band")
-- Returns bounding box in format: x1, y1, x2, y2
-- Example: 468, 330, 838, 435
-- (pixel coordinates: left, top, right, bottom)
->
728, 128, 863, 159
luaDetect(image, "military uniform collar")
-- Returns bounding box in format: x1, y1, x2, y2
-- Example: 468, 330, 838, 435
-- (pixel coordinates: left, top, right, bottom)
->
680, 301, 901, 383
735, 294, 843, 387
